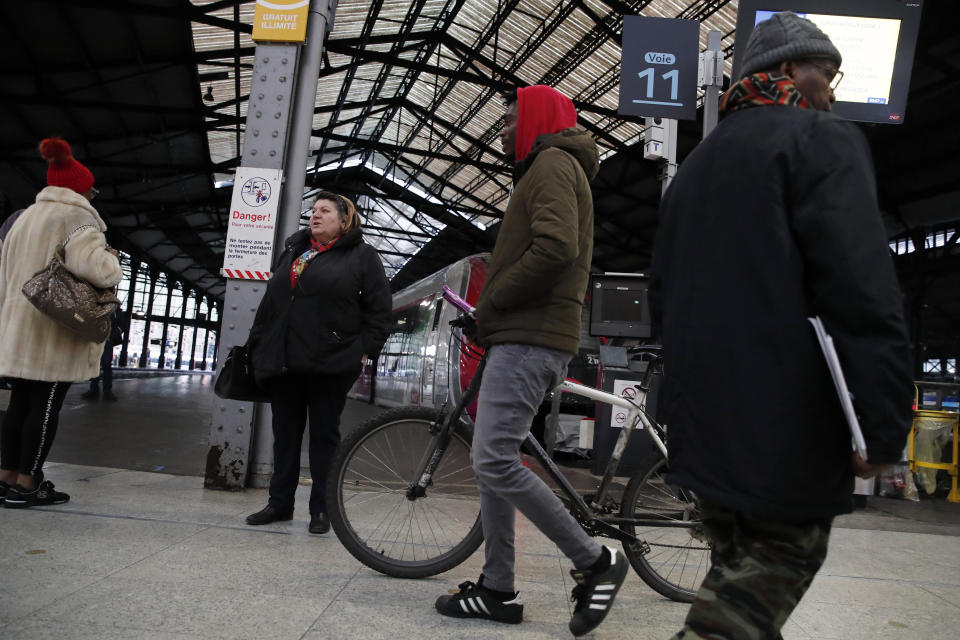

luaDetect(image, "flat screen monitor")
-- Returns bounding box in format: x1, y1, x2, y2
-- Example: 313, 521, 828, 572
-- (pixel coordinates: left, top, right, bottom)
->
589, 273, 652, 338
733, 0, 924, 124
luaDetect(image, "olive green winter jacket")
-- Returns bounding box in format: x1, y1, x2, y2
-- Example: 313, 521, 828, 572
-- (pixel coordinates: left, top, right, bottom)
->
475, 126, 599, 355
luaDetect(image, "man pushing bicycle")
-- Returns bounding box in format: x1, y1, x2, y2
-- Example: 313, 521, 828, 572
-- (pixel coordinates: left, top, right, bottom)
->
434, 85, 628, 637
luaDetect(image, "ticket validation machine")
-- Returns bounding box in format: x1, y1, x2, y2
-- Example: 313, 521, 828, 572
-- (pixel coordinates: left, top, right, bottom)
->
588, 273, 660, 476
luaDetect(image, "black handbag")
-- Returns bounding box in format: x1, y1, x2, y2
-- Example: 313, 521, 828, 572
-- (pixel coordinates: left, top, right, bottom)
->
214, 344, 270, 402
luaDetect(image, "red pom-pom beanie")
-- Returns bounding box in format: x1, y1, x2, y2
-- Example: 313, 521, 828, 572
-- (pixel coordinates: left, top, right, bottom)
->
39, 137, 95, 194
514, 85, 578, 162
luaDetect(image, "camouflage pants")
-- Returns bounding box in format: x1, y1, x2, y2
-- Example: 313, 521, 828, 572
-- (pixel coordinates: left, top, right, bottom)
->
670, 501, 832, 640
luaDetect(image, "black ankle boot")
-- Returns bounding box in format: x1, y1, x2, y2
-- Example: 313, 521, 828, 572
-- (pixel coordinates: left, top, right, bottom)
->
309, 512, 330, 534
245, 505, 294, 525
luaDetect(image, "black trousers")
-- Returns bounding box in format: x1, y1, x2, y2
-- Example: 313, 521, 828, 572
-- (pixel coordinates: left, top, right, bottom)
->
1, 378, 72, 478
89, 345, 114, 392
267, 372, 355, 514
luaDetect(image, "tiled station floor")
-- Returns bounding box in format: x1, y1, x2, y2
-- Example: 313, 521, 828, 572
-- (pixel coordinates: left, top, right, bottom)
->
1, 375, 958, 638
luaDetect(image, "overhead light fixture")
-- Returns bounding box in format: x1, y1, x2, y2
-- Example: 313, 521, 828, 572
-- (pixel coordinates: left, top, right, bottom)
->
203, 86, 214, 102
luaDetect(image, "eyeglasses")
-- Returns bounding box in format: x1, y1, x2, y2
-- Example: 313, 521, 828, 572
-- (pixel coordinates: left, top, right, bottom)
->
805, 61, 844, 91
90, 187, 100, 200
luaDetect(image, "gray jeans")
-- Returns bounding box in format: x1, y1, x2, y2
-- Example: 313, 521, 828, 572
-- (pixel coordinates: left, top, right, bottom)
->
472, 343, 602, 592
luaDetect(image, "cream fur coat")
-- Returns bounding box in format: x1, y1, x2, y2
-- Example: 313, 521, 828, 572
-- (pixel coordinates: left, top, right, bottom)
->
0, 186, 122, 381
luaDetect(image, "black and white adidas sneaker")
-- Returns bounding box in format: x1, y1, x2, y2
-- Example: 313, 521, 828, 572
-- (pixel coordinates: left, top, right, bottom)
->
568, 546, 629, 636
435, 577, 523, 624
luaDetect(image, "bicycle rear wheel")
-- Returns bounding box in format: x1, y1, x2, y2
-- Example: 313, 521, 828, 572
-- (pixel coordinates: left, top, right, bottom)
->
326, 406, 483, 578
619, 451, 711, 602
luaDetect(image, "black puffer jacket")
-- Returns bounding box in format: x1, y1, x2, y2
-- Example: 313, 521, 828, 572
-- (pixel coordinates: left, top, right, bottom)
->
650, 105, 912, 521
249, 227, 392, 383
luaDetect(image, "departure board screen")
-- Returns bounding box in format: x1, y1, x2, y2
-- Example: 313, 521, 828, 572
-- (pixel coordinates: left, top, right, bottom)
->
755, 11, 901, 106
734, 1, 924, 124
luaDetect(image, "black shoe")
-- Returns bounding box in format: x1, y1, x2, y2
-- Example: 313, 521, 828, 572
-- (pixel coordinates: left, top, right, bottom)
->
102, 391, 118, 402
435, 577, 523, 624
3, 480, 70, 509
80, 389, 99, 400
568, 546, 628, 637
0, 480, 10, 505
245, 505, 293, 525
309, 512, 330, 534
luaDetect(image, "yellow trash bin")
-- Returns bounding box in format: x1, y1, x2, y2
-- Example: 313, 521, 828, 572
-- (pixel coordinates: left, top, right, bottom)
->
909, 409, 959, 502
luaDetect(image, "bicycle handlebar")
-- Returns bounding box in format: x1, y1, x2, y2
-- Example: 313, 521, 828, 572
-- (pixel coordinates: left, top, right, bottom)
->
442, 285, 475, 314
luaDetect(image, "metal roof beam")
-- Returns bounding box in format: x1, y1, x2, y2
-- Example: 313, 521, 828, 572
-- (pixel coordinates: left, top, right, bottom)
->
394, 156, 503, 217
357, 1, 467, 156
315, 0, 386, 165
325, 30, 437, 49
351, 165, 492, 245
195, 47, 256, 62
312, 104, 394, 134
362, 224, 433, 239
678, 0, 734, 22
1, 92, 197, 117
312, 132, 504, 173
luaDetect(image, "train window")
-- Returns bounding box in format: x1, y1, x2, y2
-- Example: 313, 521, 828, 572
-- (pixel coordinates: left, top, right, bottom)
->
377, 296, 435, 384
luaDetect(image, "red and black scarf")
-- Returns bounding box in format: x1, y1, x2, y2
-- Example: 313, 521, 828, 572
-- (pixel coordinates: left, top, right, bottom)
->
289, 236, 338, 289
719, 73, 811, 118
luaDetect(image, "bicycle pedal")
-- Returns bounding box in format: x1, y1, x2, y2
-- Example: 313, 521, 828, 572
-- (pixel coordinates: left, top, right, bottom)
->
628, 540, 652, 556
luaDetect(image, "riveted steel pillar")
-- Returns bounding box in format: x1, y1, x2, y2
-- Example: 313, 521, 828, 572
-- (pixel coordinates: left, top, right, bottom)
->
205, 1, 336, 491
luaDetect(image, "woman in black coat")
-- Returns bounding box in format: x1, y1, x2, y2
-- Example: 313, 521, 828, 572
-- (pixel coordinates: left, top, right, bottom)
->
245, 191, 392, 534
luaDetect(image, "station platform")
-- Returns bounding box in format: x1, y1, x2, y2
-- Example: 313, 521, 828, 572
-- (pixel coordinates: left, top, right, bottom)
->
2, 374, 959, 638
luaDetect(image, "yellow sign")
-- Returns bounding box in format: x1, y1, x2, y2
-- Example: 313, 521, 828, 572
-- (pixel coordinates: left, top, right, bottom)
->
252, 0, 310, 43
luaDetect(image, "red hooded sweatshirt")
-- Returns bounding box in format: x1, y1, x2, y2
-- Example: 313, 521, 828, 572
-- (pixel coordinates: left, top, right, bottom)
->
514, 85, 578, 162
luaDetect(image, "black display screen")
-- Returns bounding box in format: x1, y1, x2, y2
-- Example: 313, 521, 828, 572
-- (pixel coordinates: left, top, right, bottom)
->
589, 274, 652, 338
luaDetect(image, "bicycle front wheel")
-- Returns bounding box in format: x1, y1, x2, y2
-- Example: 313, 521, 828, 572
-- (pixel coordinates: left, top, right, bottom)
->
326, 406, 483, 578
620, 451, 711, 602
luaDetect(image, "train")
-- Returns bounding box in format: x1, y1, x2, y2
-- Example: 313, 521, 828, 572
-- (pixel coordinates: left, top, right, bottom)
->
349, 253, 489, 413
350, 253, 601, 432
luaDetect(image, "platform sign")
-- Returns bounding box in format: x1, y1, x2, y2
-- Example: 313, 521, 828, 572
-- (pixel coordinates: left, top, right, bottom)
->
221, 167, 283, 280
619, 16, 700, 120
252, 0, 310, 43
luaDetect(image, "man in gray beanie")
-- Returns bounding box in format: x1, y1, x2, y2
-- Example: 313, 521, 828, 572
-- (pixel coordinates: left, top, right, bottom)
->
651, 11, 912, 640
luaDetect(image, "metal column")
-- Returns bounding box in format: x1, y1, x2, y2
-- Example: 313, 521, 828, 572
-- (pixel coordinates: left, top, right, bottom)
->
276, 0, 332, 242
211, 311, 221, 370
699, 30, 724, 139
139, 271, 157, 368
660, 118, 678, 195
645, 117, 678, 196
200, 319, 210, 370
175, 286, 188, 369
158, 279, 173, 369
205, 0, 337, 490
119, 259, 138, 367
189, 293, 200, 370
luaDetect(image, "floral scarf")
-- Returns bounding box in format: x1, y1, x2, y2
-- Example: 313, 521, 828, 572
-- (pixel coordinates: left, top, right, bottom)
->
289, 236, 338, 289
719, 73, 811, 118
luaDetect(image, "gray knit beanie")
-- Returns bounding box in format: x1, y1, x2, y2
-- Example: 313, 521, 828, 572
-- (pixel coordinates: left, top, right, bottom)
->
739, 11, 842, 78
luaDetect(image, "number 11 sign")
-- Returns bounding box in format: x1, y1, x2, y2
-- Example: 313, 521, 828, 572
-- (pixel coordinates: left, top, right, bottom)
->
619, 16, 700, 121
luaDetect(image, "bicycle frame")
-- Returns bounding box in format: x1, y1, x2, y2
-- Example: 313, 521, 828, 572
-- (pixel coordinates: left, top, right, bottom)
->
405, 286, 678, 543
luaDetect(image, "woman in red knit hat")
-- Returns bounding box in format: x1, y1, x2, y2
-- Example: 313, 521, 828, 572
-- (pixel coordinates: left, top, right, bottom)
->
0, 137, 122, 508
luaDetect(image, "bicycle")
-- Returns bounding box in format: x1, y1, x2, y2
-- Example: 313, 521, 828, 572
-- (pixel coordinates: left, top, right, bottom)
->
326, 285, 711, 603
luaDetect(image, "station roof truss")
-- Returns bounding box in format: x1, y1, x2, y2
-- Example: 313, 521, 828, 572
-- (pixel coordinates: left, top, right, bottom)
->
2, 1, 959, 355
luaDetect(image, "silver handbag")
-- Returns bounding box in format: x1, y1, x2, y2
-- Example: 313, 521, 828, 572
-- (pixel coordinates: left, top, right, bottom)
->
21, 226, 120, 343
